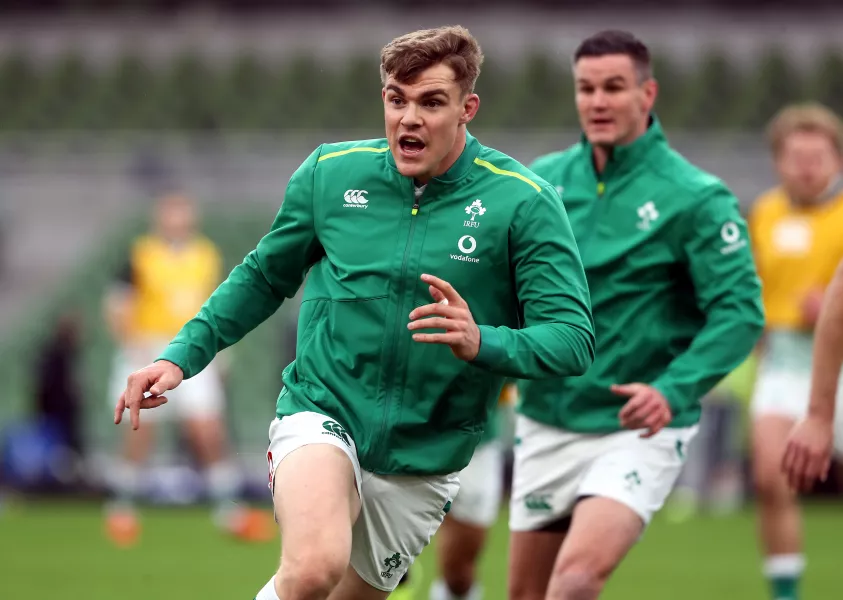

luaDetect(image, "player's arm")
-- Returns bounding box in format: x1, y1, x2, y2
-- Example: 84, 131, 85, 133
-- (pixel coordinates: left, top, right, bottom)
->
103, 260, 136, 344
156, 147, 325, 379
651, 183, 765, 414
781, 258, 843, 490
471, 186, 595, 379
807, 258, 843, 421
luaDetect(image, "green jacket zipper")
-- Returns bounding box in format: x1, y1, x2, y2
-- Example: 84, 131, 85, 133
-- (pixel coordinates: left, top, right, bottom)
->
581, 173, 608, 255
375, 182, 422, 467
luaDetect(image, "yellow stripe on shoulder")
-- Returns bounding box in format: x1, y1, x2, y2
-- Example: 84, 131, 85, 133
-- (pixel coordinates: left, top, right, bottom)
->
474, 157, 542, 193
318, 146, 389, 162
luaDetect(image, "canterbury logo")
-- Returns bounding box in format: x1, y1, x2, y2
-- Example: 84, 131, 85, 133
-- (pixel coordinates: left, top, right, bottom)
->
524, 493, 553, 511
343, 189, 369, 208
322, 420, 352, 447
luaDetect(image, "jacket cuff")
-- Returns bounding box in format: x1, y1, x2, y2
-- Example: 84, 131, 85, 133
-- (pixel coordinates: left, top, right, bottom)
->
156, 343, 192, 379
652, 378, 682, 414
472, 326, 505, 369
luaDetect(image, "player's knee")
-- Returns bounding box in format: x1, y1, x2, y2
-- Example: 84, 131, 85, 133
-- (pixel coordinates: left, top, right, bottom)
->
442, 561, 476, 596
752, 457, 790, 502
278, 555, 345, 600
549, 560, 607, 600
508, 571, 545, 600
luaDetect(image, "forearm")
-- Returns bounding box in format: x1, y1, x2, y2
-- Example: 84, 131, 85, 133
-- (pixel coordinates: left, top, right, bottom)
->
668, 183, 764, 411
653, 303, 764, 412
808, 262, 843, 421
158, 145, 321, 378
472, 321, 595, 379
501, 186, 595, 380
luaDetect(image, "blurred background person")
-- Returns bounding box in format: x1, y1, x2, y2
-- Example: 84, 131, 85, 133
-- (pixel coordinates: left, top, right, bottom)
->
427, 382, 513, 600
103, 191, 271, 546
748, 103, 843, 600
667, 358, 756, 521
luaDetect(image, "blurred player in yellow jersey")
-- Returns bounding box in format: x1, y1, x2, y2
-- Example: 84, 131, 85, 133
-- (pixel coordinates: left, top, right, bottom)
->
104, 192, 272, 546
748, 103, 843, 600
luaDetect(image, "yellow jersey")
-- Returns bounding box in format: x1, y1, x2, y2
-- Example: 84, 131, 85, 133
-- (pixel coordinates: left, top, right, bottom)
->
749, 187, 843, 330
124, 235, 222, 339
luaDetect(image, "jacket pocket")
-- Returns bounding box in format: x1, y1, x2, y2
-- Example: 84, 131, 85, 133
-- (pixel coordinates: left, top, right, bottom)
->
297, 295, 389, 393
296, 298, 329, 360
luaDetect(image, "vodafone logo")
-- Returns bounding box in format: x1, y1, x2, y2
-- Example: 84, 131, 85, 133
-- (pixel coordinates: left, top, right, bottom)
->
451, 235, 479, 264
458, 235, 477, 254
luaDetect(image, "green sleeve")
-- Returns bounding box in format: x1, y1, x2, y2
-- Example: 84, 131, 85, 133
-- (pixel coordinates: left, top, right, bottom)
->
157, 146, 324, 378
472, 186, 595, 379
652, 184, 765, 412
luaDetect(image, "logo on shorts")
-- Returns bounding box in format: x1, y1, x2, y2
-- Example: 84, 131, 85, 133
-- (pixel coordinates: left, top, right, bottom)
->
380, 553, 402, 578
266, 451, 274, 489
322, 420, 351, 447
675, 440, 685, 460
524, 493, 553, 511
624, 470, 642, 491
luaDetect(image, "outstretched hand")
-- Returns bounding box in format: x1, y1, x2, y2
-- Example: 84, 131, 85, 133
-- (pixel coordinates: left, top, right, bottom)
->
114, 360, 184, 430
407, 274, 481, 362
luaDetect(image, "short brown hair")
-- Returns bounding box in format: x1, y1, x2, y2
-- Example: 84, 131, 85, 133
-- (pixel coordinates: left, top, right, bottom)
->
380, 25, 484, 96
767, 102, 843, 156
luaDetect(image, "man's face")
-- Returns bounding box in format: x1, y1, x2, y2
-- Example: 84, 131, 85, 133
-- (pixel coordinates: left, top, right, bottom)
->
574, 54, 656, 147
383, 62, 479, 182
775, 131, 842, 204
156, 195, 196, 242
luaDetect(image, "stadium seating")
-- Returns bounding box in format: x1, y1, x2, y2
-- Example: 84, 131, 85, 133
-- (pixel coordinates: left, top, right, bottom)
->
0, 48, 839, 132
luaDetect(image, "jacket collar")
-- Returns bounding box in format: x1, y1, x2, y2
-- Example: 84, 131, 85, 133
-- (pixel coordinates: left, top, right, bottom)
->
580, 114, 666, 176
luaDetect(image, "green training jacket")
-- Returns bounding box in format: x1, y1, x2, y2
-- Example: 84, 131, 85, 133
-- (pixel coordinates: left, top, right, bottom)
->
521, 117, 764, 432
159, 132, 595, 474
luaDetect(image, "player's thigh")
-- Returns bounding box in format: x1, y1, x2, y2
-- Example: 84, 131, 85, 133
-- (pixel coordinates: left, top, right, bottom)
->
752, 414, 797, 496
176, 365, 228, 458
835, 418, 843, 458
448, 441, 504, 529
750, 358, 810, 423
182, 415, 226, 448
508, 416, 606, 599
509, 415, 607, 532
553, 496, 642, 580
576, 425, 698, 528
508, 529, 565, 600
327, 566, 389, 600
349, 471, 459, 593
437, 515, 487, 572
438, 442, 502, 573
268, 412, 363, 569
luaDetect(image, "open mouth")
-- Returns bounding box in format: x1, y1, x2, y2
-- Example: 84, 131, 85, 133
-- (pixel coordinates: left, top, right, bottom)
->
399, 135, 426, 155
591, 118, 613, 127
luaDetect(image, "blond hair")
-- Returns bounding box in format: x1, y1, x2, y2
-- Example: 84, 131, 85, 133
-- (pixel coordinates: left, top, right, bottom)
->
767, 102, 843, 156
380, 25, 484, 96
